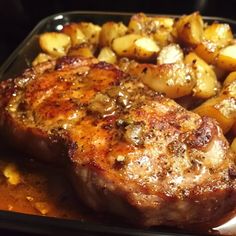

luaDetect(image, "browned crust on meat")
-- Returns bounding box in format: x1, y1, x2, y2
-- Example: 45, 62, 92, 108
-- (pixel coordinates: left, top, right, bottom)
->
0, 56, 236, 227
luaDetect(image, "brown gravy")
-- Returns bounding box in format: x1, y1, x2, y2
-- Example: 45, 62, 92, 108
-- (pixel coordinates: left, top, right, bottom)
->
0, 144, 87, 220
0, 143, 236, 235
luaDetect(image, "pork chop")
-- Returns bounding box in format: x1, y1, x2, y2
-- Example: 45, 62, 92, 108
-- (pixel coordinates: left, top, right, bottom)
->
0, 56, 236, 227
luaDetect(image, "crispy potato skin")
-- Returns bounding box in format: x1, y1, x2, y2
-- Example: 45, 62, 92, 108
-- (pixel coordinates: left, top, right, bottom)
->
67, 43, 94, 58
194, 23, 233, 65
97, 47, 117, 64
184, 52, 218, 99
157, 43, 184, 65
217, 44, 236, 71
112, 34, 159, 61
203, 23, 233, 47
62, 23, 87, 46
128, 13, 174, 46
39, 32, 71, 57
194, 40, 219, 64
122, 60, 196, 98
62, 22, 101, 49
194, 72, 236, 134
99, 21, 128, 47
174, 12, 204, 46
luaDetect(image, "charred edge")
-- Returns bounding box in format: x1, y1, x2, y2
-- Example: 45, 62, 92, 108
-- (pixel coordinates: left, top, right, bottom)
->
92, 61, 129, 80
87, 160, 104, 172
92, 61, 115, 70
55, 56, 93, 70
185, 117, 216, 149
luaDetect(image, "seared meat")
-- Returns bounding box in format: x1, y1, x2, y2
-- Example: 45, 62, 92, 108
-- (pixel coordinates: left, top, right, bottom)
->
0, 56, 236, 227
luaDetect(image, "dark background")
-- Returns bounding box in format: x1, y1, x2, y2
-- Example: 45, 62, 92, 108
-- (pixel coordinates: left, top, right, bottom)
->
0, 0, 236, 66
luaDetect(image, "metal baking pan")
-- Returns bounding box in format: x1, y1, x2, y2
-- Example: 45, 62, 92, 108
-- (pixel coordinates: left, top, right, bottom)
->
0, 11, 236, 236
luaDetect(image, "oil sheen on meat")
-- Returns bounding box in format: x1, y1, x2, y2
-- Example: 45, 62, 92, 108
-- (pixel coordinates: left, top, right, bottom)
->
0, 56, 236, 227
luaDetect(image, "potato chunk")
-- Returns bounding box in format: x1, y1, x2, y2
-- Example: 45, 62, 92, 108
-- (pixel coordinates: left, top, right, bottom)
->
194, 23, 233, 65
39, 32, 71, 57
62, 23, 86, 46
112, 34, 159, 61
3, 163, 21, 185
223, 71, 236, 94
128, 13, 174, 46
184, 52, 218, 98
174, 12, 204, 45
194, 40, 219, 64
127, 61, 195, 98
194, 95, 236, 133
128, 13, 174, 34
231, 138, 236, 153
67, 43, 94, 58
32, 53, 53, 66
157, 43, 183, 65
203, 23, 233, 47
217, 44, 236, 71
76, 22, 101, 45
194, 71, 236, 133
97, 47, 117, 64
112, 34, 141, 56
99, 22, 128, 47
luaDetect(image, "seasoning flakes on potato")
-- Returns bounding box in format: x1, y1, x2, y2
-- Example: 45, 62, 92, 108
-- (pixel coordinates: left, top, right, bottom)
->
184, 52, 218, 99
34, 12, 236, 136
39, 32, 71, 57
194, 71, 236, 133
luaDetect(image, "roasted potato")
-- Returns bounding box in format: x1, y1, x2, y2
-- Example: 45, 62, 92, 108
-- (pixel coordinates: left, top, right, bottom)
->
126, 61, 196, 98
128, 13, 174, 46
203, 23, 233, 47
223, 71, 236, 91
97, 47, 117, 64
194, 95, 236, 133
112, 34, 160, 61
76, 22, 101, 45
152, 17, 174, 46
184, 52, 218, 99
216, 44, 236, 71
128, 13, 173, 34
32, 53, 53, 66
194, 40, 219, 64
99, 22, 128, 47
39, 32, 71, 57
67, 43, 94, 58
221, 71, 236, 103
194, 71, 236, 133
231, 138, 236, 153
194, 23, 233, 65
128, 13, 147, 34
157, 43, 184, 65
62, 23, 86, 46
3, 163, 21, 185
174, 12, 204, 46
